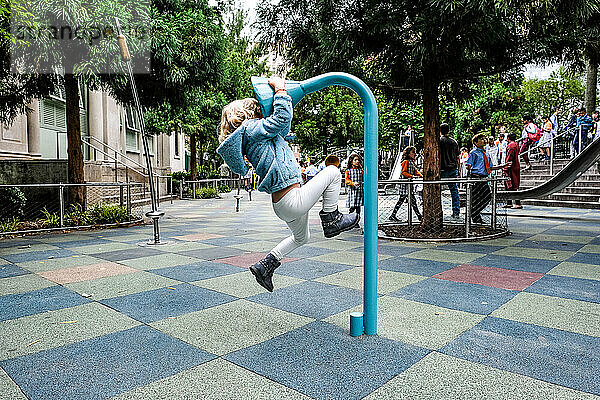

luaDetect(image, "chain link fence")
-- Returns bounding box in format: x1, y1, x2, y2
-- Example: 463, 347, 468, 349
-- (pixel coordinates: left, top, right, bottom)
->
0, 182, 146, 235
378, 176, 509, 241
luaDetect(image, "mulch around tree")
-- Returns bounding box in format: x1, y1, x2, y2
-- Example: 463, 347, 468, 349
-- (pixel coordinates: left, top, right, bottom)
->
379, 223, 508, 241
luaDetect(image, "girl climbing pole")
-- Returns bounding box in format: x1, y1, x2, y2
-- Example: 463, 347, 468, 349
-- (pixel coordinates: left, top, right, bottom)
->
217, 76, 359, 292
389, 146, 423, 222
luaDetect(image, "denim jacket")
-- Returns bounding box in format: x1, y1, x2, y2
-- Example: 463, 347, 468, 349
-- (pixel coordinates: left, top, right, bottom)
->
217, 93, 302, 194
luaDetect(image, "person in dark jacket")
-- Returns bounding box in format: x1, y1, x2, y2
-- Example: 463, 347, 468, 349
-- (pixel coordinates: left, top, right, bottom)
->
439, 123, 460, 218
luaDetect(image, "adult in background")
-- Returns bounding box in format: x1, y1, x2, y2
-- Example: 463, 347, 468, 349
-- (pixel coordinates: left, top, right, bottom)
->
539, 115, 553, 161
503, 133, 522, 209
520, 115, 537, 170
466, 133, 507, 224
439, 123, 460, 219
345, 153, 364, 233
305, 160, 318, 182
574, 107, 594, 154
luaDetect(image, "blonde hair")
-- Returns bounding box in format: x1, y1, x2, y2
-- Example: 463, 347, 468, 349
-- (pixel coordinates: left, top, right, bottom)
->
218, 98, 262, 143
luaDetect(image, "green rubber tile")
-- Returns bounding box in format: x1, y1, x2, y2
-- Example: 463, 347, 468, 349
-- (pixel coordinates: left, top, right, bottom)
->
314, 267, 427, 295
399, 249, 483, 264
36, 234, 97, 243
477, 237, 524, 247
309, 251, 392, 266
579, 244, 600, 254
381, 241, 440, 249
0, 243, 61, 256
67, 242, 138, 255
365, 352, 600, 400
509, 226, 549, 234
192, 271, 304, 298
491, 292, 600, 337
0, 274, 55, 296
159, 242, 215, 253
230, 241, 279, 252
238, 232, 287, 241
151, 299, 313, 356
17, 255, 104, 273
0, 367, 28, 399
65, 271, 180, 300
492, 247, 574, 261
325, 296, 484, 350
111, 358, 310, 400
117, 253, 202, 270
529, 234, 595, 244
548, 262, 600, 281
0, 302, 140, 361
103, 233, 159, 242
309, 239, 364, 251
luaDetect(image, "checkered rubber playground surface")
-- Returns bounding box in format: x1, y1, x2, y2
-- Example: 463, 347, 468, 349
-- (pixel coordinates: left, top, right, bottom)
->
1, 192, 599, 399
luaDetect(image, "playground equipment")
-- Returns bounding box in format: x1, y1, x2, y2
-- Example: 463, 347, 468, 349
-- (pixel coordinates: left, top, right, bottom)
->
115, 19, 166, 246
252, 73, 379, 336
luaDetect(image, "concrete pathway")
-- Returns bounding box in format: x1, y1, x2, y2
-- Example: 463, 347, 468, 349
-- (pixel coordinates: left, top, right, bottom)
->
0, 192, 599, 399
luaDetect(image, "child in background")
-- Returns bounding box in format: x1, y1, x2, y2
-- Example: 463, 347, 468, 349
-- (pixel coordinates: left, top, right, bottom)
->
217, 76, 359, 292
345, 153, 364, 231
389, 146, 422, 222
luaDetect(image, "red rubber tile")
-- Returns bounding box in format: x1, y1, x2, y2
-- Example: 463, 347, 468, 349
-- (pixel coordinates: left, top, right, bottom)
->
433, 264, 544, 291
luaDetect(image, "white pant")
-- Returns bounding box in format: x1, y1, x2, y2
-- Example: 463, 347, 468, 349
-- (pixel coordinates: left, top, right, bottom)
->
270, 165, 341, 260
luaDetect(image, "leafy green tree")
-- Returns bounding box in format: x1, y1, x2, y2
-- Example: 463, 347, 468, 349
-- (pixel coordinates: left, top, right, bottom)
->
521, 67, 585, 118
256, 0, 598, 229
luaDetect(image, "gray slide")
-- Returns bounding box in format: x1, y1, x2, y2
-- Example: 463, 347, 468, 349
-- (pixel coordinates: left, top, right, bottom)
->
499, 137, 600, 200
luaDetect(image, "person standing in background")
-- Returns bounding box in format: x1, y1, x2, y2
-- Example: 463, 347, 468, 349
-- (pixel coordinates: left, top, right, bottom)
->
503, 133, 522, 209
439, 123, 461, 219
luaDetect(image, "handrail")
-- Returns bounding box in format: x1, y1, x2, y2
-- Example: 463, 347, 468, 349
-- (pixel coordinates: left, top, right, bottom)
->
380, 176, 506, 185
84, 135, 147, 172
0, 182, 144, 188
81, 136, 171, 179
518, 125, 577, 159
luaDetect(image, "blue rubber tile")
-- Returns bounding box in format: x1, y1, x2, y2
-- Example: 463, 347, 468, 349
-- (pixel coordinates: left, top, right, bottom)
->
378, 256, 456, 276
199, 236, 254, 246
513, 240, 585, 252
366, 244, 418, 257
435, 243, 504, 254
100, 283, 235, 323
589, 237, 600, 245
180, 247, 244, 260
0, 239, 42, 249
567, 252, 600, 265
247, 281, 363, 320
0, 325, 214, 400
90, 247, 165, 262
276, 259, 353, 280
225, 321, 429, 400
151, 261, 244, 281
525, 275, 600, 303
285, 245, 331, 258
86, 229, 140, 237
0, 286, 89, 321
470, 254, 559, 273
390, 278, 518, 315
543, 228, 597, 237
1, 248, 77, 263
0, 263, 30, 278
441, 317, 600, 395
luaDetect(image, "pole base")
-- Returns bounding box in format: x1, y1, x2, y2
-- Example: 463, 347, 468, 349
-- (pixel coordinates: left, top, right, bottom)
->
137, 240, 173, 247
349, 312, 364, 337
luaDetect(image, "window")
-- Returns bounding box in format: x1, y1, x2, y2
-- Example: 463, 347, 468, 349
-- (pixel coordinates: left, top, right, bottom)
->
125, 106, 140, 152
174, 128, 180, 157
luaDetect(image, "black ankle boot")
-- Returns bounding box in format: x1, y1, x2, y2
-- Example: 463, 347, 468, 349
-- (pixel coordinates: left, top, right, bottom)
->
319, 208, 360, 238
249, 253, 281, 292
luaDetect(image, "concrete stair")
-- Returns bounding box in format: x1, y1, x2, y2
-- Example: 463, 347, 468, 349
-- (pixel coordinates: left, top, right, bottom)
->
519, 158, 600, 209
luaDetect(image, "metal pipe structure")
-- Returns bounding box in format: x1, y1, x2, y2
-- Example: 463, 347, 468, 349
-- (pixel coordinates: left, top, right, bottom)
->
252, 72, 379, 336
115, 18, 165, 245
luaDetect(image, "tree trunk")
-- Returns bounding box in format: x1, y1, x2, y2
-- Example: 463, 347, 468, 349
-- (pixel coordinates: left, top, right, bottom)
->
190, 131, 197, 180
421, 71, 442, 230
64, 73, 85, 208
584, 50, 598, 113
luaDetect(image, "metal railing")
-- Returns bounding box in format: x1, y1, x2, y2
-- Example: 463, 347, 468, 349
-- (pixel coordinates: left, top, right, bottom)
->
0, 182, 146, 235
378, 176, 509, 241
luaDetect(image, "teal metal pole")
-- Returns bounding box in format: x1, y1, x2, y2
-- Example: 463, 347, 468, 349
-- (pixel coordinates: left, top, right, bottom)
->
252, 72, 379, 335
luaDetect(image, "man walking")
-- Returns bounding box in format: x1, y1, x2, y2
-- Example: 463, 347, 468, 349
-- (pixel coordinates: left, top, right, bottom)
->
439, 123, 460, 219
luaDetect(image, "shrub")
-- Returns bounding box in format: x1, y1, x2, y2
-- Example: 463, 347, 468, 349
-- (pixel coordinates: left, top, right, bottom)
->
196, 187, 219, 199
40, 208, 60, 228
89, 203, 130, 224
0, 187, 27, 222
217, 184, 231, 193
0, 218, 19, 233
198, 165, 220, 179
65, 203, 92, 226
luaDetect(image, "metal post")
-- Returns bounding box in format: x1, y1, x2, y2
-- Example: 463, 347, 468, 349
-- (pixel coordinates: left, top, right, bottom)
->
491, 177, 497, 230
156, 175, 160, 206
179, 180, 183, 199
193, 182, 196, 199
465, 182, 471, 238
170, 177, 173, 204
119, 185, 124, 207
126, 175, 131, 217
579, 126, 582, 154
550, 134, 554, 175
59, 183, 64, 227
407, 180, 413, 227
114, 150, 118, 182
